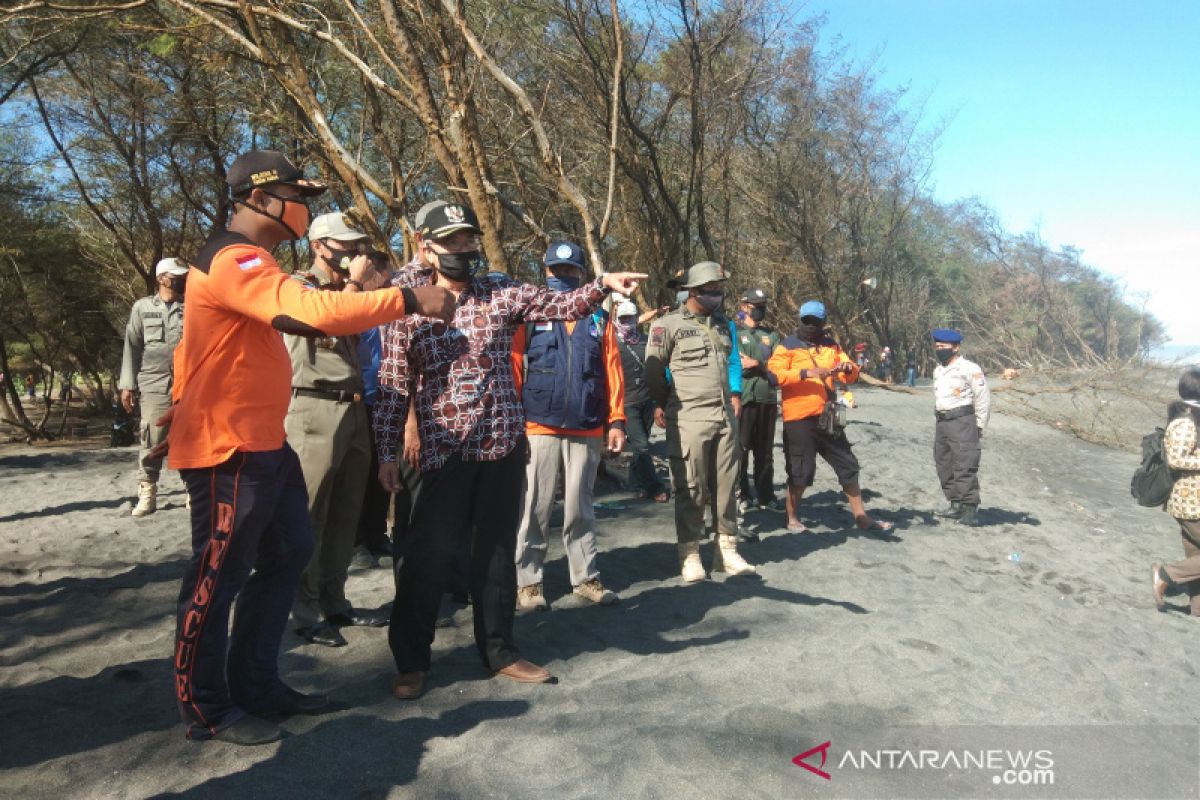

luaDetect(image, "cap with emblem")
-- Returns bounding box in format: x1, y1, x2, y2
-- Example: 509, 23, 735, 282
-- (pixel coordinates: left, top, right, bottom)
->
155, 257, 189, 277
932, 328, 963, 344
799, 300, 827, 320
544, 241, 586, 270
681, 261, 727, 288
226, 150, 326, 197
414, 200, 482, 240
741, 287, 768, 305
309, 212, 369, 243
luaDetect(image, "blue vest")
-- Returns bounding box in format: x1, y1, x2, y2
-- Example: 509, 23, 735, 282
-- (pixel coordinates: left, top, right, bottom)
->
523, 313, 608, 430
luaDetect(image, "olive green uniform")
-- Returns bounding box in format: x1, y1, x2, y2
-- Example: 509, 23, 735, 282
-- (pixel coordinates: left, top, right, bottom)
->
644, 307, 740, 543
118, 295, 184, 482
285, 269, 372, 629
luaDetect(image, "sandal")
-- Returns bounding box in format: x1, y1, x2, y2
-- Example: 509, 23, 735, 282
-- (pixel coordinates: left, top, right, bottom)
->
786, 520, 808, 533
1152, 563, 1168, 610
855, 516, 893, 532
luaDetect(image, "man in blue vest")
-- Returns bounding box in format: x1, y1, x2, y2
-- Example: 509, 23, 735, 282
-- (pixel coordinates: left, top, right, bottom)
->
511, 242, 626, 610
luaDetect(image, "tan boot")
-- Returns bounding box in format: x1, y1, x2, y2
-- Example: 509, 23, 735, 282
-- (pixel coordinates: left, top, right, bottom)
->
678, 542, 706, 584
712, 534, 756, 576
516, 583, 548, 611
131, 481, 157, 517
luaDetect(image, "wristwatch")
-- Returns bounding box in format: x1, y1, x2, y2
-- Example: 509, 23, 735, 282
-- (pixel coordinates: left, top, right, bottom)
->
346, 279, 364, 291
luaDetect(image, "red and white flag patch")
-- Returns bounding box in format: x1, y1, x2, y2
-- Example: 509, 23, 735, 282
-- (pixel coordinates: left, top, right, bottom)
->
236, 254, 263, 271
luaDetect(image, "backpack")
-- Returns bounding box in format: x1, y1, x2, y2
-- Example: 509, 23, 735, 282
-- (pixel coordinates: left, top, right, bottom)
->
1130, 427, 1174, 508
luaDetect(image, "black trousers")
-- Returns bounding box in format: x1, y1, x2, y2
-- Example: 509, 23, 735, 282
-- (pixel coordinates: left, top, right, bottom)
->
738, 401, 778, 503
934, 415, 981, 505
356, 406, 396, 556
389, 445, 524, 673
175, 446, 314, 739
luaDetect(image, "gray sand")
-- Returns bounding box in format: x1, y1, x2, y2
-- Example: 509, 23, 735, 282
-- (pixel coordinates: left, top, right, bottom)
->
2, 386, 1197, 799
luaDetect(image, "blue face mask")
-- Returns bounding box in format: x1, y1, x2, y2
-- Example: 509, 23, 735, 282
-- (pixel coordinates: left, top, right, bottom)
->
547, 273, 581, 292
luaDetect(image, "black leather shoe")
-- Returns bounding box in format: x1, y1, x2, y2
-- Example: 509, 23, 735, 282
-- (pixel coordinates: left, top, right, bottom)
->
936, 501, 963, 519
210, 716, 283, 746
327, 609, 389, 628
247, 687, 329, 717
737, 530, 760, 543
957, 504, 979, 526
295, 621, 348, 647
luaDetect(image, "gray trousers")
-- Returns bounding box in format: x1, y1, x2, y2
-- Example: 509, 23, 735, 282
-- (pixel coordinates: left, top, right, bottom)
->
667, 417, 739, 544
286, 395, 371, 628
934, 414, 981, 505
515, 434, 603, 588
137, 392, 173, 482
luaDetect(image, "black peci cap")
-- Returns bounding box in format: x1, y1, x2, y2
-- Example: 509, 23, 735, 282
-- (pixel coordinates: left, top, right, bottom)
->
227, 150, 326, 197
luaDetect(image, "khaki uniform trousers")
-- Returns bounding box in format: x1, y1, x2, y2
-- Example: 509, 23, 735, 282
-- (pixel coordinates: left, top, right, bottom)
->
667, 417, 739, 544
137, 392, 173, 483
287, 395, 371, 628
515, 434, 603, 588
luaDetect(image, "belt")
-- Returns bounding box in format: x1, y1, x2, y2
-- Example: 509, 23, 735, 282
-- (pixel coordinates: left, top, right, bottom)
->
935, 405, 974, 421
292, 386, 362, 403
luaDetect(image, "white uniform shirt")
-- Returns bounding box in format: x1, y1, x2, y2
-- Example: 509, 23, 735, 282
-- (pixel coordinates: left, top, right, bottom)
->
933, 355, 991, 431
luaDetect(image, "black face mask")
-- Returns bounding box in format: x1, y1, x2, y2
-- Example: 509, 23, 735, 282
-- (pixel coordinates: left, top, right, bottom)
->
325, 245, 359, 271
693, 289, 724, 315
748, 306, 766, 323
935, 349, 955, 365
435, 250, 482, 282
168, 277, 187, 295
799, 318, 825, 342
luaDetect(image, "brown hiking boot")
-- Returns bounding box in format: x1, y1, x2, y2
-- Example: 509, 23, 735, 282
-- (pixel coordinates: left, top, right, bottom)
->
573, 578, 617, 605
516, 583, 548, 611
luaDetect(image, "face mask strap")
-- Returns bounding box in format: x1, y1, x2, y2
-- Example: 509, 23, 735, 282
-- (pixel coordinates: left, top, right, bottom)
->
238, 189, 307, 240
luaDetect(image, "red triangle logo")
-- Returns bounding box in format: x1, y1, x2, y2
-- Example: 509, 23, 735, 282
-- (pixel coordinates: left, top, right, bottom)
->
792, 741, 832, 780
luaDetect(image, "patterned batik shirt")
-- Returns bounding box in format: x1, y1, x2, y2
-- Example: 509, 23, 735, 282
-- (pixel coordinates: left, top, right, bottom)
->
374, 273, 609, 472
1166, 416, 1200, 520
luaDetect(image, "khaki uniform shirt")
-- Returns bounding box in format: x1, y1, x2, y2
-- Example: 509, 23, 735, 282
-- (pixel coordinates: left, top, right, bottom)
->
283, 270, 364, 393
933, 355, 991, 431
118, 294, 184, 396
644, 307, 735, 424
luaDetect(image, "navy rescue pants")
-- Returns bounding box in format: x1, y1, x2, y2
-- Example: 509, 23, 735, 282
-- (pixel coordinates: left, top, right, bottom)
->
174, 445, 314, 739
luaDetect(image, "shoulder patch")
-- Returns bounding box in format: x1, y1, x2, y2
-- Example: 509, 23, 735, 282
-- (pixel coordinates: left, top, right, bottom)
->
650, 327, 665, 347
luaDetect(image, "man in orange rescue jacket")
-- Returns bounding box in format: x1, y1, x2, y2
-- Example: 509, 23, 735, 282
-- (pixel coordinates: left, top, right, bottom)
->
166, 150, 453, 746
766, 300, 892, 534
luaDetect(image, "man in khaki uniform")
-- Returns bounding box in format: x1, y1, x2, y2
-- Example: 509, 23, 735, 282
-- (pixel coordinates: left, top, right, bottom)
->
119, 257, 187, 516
288, 212, 390, 646
644, 261, 755, 583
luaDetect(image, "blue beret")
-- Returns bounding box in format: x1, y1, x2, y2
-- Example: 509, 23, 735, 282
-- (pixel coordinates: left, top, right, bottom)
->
932, 328, 962, 344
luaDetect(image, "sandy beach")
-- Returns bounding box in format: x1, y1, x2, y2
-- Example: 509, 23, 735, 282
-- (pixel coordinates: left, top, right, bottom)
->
2, 383, 1198, 799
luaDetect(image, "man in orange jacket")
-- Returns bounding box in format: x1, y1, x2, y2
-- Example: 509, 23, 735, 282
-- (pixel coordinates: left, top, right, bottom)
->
167, 150, 453, 745
767, 300, 891, 534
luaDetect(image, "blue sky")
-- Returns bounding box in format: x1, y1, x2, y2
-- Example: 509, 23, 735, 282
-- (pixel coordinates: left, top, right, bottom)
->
813, 0, 1200, 348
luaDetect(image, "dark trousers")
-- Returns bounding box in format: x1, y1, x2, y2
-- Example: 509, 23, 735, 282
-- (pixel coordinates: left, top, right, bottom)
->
934, 414, 981, 505
357, 407, 397, 556
738, 401, 778, 503
175, 446, 314, 739
624, 399, 665, 495
389, 446, 524, 673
